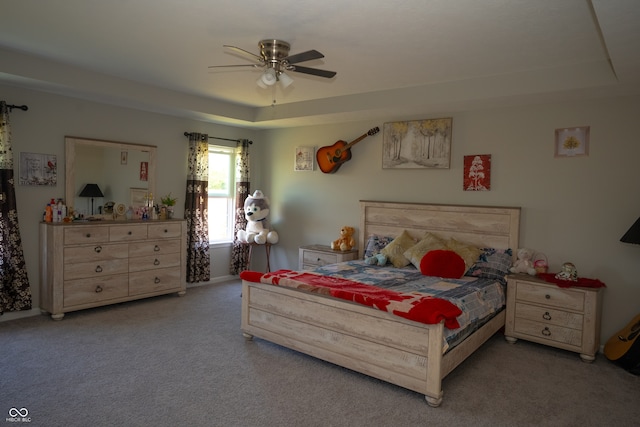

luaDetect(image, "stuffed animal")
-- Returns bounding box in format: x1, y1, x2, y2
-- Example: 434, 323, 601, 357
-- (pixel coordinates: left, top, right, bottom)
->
509, 247, 537, 275
236, 190, 279, 245
331, 226, 355, 251
365, 253, 388, 266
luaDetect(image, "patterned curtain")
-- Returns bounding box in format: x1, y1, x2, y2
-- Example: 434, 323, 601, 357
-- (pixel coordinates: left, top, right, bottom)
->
184, 133, 210, 283
0, 101, 32, 314
229, 139, 251, 275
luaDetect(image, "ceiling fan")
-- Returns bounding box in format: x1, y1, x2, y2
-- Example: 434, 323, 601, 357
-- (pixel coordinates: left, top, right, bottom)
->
208, 39, 337, 89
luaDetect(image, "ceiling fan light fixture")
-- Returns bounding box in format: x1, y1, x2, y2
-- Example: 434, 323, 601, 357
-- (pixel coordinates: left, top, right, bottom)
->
257, 68, 277, 88
278, 71, 293, 88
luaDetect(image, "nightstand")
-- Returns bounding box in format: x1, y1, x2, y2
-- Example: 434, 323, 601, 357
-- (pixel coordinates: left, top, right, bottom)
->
298, 244, 359, 270
504, 274, 604, 362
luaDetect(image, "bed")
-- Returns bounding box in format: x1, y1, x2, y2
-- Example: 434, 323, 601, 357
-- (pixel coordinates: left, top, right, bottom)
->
241, 200, 520, 407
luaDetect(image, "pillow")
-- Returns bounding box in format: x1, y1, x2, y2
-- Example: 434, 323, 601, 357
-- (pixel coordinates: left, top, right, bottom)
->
380, 230, 416, 268
363, 234, 395, 259
403, 232, 447, 269
445, 238, 482, 271
466, 247, 513, 282
419, 250, 466, 278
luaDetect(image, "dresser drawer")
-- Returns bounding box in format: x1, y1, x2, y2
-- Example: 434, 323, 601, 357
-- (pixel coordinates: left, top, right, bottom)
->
64, 259, 129, 280
513, 318, 583, 347
148, 223, 182, 239
128, 239, 181, 257
109, 224, 148, 241
515, 282, 584, 311
64, 243, 129, 263
515, 302, 584, 330
129, 253, 181, 272
63, 274, 129, 307
64, 226, 109, 245
129, 268, 182, 296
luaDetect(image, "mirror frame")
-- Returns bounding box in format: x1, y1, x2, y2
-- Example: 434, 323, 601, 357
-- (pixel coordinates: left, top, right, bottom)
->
65, 136, 157, 215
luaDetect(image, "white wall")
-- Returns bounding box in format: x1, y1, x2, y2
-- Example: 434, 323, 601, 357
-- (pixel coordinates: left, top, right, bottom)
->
1, 84, 259, 321
258, 96, 640, 343
3, 82, 639, 345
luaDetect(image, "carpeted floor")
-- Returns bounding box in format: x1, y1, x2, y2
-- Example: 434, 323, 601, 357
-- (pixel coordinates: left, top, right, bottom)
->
1, 280, 638, 427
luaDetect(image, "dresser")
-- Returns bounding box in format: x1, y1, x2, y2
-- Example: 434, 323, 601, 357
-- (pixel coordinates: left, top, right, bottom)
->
504, 274, 604, 362
298, 244, 359, 270
40, 220, 187, 320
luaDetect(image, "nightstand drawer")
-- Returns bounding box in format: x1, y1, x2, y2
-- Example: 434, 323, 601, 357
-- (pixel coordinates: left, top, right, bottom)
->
298, 245, 359, 270
513, 318, 583, 347
516, 282, 584, 311
302, 250, 338, 266
515, 302, 584, 330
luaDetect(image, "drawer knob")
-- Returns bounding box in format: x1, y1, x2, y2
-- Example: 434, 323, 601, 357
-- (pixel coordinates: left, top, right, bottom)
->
128, 231, 132, 235
85, 233, 91, 238
542, 327, 551, 336
164, 229, 168, 233
95, 285, 103, 293
154, 245, 160, 252
95, 265, 103, 273
153, 259, 160, 266
154, 277, 161, 284
545, 294, 551, 299
94, 246, 102, 253
543, 311, 551, 320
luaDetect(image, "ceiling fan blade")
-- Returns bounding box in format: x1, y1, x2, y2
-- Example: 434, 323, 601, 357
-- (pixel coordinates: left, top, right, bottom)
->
223, 45, 264, 63
208, 64, 261, 69
284, 49, 324, 64
289, 65, 337, 78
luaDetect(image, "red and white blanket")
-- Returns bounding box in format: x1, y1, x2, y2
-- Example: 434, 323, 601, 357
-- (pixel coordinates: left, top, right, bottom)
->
240, 269, 463, 329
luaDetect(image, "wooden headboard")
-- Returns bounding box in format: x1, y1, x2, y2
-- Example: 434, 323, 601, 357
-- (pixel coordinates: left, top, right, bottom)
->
359, 201, 521, 260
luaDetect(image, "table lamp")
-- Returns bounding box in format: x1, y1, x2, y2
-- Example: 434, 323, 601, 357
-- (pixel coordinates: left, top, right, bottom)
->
79, 183, 104, 215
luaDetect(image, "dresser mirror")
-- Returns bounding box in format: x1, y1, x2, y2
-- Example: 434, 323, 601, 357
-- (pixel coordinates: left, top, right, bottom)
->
65, 136, 157, 217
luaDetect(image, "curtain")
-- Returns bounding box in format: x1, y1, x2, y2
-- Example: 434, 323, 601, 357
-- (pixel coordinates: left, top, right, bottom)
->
0, 101, 32, 314
229, 139, 251, 275
184, 132, 210, 283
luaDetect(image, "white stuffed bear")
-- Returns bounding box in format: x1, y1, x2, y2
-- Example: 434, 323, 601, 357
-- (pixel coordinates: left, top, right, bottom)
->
236, 190, 279, 245
509, 247, 537, 276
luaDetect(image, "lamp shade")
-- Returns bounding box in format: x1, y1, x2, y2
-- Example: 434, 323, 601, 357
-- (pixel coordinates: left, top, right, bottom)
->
79, 183, 104, 198
620, 216, 640, 245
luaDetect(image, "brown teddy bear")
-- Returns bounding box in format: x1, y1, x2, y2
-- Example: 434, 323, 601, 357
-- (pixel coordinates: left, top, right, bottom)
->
331, 226, 355, 251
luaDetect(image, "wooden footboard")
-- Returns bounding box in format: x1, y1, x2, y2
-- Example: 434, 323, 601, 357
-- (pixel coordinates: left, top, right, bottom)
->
241, 280, 505, 406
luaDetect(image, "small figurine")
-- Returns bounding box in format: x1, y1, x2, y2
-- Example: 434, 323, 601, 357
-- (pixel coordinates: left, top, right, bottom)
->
555, 262, 578, 281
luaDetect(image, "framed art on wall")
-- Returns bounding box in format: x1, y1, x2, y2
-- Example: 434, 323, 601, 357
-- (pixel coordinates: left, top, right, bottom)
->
555, 126, 589, 157
382, 118, 452, 169
19, 152, 57, 186
464, 154, 491, 191
294, 146, 315, 171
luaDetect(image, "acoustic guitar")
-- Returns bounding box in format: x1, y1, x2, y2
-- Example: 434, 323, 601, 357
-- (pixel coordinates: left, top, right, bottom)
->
316, 127, 379, 174
604, 313, 640, 374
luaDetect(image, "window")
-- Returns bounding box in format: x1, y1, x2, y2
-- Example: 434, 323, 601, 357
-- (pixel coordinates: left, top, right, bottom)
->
208, 145, 235, 243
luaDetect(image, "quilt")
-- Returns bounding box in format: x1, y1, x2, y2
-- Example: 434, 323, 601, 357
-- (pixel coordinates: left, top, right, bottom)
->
240, 268, 463, 328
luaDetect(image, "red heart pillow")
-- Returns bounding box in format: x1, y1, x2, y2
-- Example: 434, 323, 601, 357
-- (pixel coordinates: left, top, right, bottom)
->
419, 249, 466, 278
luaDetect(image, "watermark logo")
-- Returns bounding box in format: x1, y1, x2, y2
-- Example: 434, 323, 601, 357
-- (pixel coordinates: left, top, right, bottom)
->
6, 408, 31, 423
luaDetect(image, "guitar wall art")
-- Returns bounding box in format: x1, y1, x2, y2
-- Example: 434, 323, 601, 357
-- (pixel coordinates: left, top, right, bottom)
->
316, 127, 380, 174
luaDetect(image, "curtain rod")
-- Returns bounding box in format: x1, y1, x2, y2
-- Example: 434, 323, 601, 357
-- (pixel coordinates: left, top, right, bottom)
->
6, 104, 29, 112
183, 132, 252, 144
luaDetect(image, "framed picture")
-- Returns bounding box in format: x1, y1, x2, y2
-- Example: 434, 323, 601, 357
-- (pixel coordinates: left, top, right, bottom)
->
140, 161, 148, 181
464, 154, 491, 191
19, 152, 57, 186
555, 126, 589, 157
120, 151, 128, 165
294, 146, 315, 171
382, 118, 452, 169
130, 187, 149, 208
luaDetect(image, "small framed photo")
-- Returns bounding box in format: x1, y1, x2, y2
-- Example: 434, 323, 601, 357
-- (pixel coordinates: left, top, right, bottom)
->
294, 146, 315, 171
120, 151, 128, 165
555, 126, 589, 157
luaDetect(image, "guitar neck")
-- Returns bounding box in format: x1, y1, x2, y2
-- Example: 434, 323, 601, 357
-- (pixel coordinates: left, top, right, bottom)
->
342, 133, 368, 151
